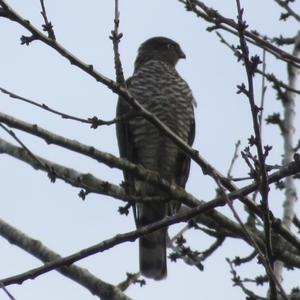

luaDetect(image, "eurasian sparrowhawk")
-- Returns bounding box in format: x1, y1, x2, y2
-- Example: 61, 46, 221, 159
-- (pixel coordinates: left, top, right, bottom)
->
116, 37, 195, 280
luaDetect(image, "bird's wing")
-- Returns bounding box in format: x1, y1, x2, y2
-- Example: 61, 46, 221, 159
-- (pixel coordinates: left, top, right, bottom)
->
116, 78, 134, 184
116, 77, 140, 222
175, 102, 195, 189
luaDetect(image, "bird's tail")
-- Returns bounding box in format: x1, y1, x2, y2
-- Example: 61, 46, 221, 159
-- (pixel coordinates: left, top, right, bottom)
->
138, 203, 167, 280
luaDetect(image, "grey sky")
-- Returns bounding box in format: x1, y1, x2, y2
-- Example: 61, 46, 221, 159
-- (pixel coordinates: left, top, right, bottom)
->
1, 1, 299, 299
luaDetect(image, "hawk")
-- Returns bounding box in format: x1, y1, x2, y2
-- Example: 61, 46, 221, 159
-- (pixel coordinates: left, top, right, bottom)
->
116, 37, 195, 280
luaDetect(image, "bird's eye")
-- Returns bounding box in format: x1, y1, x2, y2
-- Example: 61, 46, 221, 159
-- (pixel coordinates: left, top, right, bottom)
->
167, 43, 175, 49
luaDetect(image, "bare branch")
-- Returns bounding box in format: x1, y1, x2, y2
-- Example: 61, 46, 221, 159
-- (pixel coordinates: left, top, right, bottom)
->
0, 123, 47, 170
110, 0, 125, 84
0, 199, 241, 287
227, 140, 241, 179
179, 0, 300, 68
215, 31, 300, 95
0, 87, 121, 127
0, 218, 131, 300
227, 258, 267, 300
232, 250, 257, 266
0, 136, 129, 201
259, 49, 267, 129
117, 273, 145, 291
39, 0, 55, 39
274, 0, 300, 22
274, 29, 300, 288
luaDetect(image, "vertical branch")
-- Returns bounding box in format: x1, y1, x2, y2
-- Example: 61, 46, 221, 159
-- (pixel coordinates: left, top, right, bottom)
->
259, 49, 267, 129
274, 30, 300, 284
227, 140, 241, 179
235, 1, 276, 298
40, 0, 55, 40
110, 0, 125, 85
283, 30, 300, 229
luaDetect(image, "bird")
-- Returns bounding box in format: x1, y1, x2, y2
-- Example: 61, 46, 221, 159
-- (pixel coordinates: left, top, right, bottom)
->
116, 36, 195, 280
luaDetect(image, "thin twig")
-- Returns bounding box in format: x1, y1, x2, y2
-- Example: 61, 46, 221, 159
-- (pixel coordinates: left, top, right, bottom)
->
232, 250, 257, 266
0, 123, 47, 170
117, 273, 145, 291
227, 258, 267, 300
273, 0, 300, 22
200, 236, 225, 261
110, 0, 125, 84
259, 49, 267, 129
0, 87, 121, 127
39, 0, 55, 39
227, 140, 241, 179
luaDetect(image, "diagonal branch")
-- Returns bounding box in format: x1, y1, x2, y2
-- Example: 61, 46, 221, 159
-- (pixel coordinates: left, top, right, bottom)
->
178, 0, 300, 68
0, 136, 129, 201
0, 199, 244, 287
0, 218, 131, 300
0, 86, 121, 127
274, 0, 300, 22
1, 111, 300, 253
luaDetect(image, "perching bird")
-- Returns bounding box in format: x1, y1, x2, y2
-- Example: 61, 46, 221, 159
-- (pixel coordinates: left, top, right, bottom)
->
116, 37, 195, 280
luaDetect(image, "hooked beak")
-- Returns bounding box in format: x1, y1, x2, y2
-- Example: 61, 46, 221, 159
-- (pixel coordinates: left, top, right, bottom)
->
178, 49, 186, 59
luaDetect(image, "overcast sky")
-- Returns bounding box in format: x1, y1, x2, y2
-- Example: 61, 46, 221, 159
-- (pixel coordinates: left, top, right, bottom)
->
1, 1, 299, 299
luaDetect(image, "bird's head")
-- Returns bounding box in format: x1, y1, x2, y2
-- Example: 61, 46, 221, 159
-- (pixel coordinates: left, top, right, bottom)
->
134, 37, 186, 69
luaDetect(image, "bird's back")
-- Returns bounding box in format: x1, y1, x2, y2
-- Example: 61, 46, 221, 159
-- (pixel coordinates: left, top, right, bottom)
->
128, 59, 194, 181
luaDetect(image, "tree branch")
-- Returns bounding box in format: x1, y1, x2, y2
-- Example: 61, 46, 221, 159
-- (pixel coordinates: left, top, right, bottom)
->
0, 218, 131, 300
215, 31, 300, 96
0, 87, 121, 127
0, 136, 129, 202
274, 29, 300, 288
178, 0, 300, 68
274, 0, 300, 22
110, 0, 125, 85
235, 2, 278, 297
